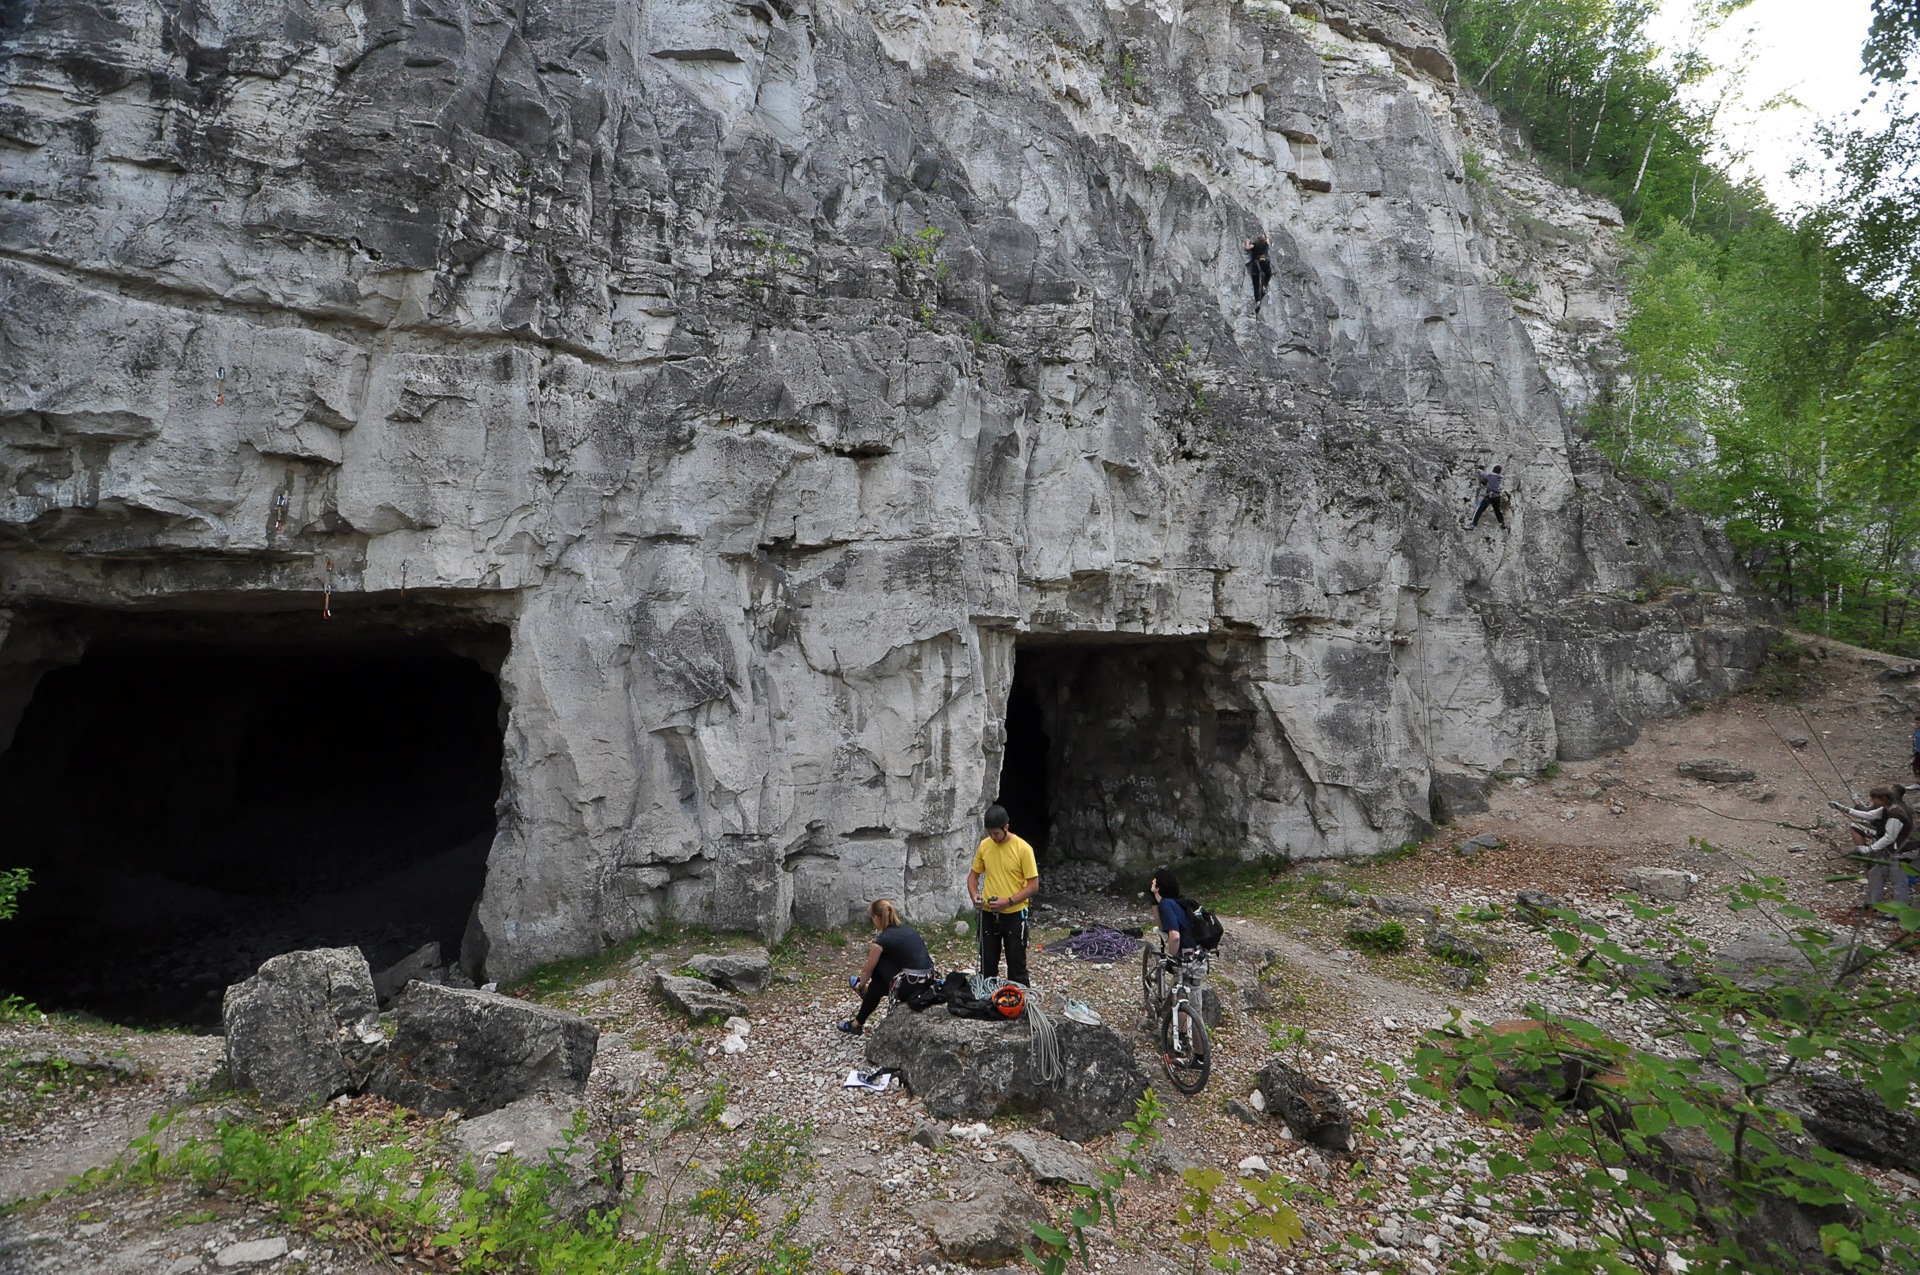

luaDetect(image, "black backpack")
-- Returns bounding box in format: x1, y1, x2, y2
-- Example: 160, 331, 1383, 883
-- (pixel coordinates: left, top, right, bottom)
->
1177, 898, 1225, 951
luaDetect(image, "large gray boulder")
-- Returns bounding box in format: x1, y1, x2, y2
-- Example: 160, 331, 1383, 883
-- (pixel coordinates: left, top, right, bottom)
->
684, 949, 773, 995
1001, 1131, 1103, 1190
865, 1007, 1148, 1143
447, 1092, 623, 1221
371, 942, 446, 1006
222, 948, 385, 1107
1779, 1073, 1920, 1175
919, 1172, 1049, 1265
1713, 930, 1819, 991
1623, 867, 1693, 901
653, 971, 748, 1024
1648, 1122, 1857, 1268
1256, 1058, 1354, 1152
1676, 758, 1756, 784
370, 984, 597, 1117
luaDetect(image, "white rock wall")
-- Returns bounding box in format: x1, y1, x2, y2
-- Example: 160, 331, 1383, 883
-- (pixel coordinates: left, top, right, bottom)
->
0, 0, 1766, 977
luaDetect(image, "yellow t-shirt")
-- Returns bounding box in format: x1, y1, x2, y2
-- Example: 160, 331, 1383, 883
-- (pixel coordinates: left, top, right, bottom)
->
972, 834, 1039, 912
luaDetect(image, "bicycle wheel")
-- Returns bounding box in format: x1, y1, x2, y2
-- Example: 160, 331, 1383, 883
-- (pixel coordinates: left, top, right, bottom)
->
1160, 997, 1211, 1095
1140, 944, 1165, 1014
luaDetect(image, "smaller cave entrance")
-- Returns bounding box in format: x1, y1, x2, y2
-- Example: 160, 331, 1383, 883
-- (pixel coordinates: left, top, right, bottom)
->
0, 608, 507, 1028
995, 638, 1261, 882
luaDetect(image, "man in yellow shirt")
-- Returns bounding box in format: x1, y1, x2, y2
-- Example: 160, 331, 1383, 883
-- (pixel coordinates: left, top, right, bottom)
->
968, 804, 1039, 985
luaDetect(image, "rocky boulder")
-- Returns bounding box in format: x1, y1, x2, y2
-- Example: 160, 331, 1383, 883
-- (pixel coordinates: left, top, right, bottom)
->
447, 1092, 623, 1221
1514, 889, 1569, 926
683, 950, 773, 995
372, 942, 448, 1006
222, 948, 385, 1107
1424, 928, 1486, 966
1780, 1073, 1920, 1175
653, 971, 749, 1024
1648, 1123, 1857, 1267
1713, 930, 1818, 991
370, 984, 597, 1117
1001, 1131, 1103, 1190
1369, 894, 1438, 921
1622, 867, 1693, 902
920, 1172, 1049, 1265
1255, 1059, 1353, 1152
865, 1006, 1148, 1142
1676, 758, 1756, 784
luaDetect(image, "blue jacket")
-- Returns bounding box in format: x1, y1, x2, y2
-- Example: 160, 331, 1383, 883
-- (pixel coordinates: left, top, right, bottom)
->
1157, 897, 1193, 954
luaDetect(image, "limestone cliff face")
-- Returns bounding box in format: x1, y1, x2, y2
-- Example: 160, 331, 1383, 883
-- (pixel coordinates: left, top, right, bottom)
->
0, 0, 1765, 975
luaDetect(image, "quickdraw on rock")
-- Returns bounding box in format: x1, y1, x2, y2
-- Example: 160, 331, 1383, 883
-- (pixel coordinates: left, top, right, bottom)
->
321, 556, 334, 620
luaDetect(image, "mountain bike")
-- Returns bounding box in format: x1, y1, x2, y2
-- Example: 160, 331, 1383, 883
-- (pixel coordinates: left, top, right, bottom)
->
1140, 945, 1211, 1094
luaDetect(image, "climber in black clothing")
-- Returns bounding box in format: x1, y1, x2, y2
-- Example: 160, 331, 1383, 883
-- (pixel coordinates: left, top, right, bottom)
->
838, 899, 933, 1034
1246, 234, 1273, 313
1470, 465, 1506, 529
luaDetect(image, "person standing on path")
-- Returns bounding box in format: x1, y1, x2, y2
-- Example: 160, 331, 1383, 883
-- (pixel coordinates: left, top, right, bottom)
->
1831, 786, 1914, 908
1470, 464, 1506, 529
969, 804, 1039, 985
1246, 234, 1273, 314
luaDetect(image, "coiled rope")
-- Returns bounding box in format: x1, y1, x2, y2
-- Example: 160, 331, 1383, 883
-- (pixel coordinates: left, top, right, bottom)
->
1026, 995, 1063, 1085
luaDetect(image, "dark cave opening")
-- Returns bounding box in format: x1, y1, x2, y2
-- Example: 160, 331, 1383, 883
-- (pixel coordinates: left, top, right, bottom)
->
0, 612, 506, 1028
998, 639, 1259, 879
996, 670, 1051, 857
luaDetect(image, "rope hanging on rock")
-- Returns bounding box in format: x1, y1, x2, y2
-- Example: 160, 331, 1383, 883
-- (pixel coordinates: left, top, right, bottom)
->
1026, 996, 1062, 1086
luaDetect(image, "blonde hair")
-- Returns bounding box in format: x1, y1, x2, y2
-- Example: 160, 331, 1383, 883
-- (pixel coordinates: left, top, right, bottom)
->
869, 899, 902, 929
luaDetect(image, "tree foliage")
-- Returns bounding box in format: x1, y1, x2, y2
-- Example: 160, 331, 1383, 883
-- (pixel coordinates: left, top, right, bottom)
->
1442, 0, 1920, 652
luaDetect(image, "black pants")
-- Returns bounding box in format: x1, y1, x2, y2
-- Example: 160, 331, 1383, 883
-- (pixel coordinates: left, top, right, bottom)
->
1249, 261, 1272, 307
1471, 494, 1505, 527
856, 957, 904, 1025
979, 910, 1030, 986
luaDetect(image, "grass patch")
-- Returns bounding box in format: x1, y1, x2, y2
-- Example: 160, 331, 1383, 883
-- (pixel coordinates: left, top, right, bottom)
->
505, 926, 702, 1003
87, 1074, 819, 1274
1346, 919, 1410, 954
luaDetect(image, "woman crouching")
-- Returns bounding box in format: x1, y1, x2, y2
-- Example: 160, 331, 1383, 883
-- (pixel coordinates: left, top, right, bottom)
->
838, 899, 933, 1035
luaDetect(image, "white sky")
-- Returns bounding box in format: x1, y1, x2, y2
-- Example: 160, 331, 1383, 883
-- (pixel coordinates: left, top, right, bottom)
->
1650, 0, 1883, 212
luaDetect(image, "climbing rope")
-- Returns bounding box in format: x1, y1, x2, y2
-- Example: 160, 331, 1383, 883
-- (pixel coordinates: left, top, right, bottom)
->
1026, 995, 1063, 1086
1763, 711, 1842, 806
1042, 926, 1142, 961
1794, 706, 1858, 803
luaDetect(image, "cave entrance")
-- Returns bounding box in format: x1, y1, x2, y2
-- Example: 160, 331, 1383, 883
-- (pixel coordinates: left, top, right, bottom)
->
0, 608, 507, 1028
997, 638, 1258, 883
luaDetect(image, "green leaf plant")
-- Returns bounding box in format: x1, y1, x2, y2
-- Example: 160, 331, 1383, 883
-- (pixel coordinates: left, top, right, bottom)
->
1401, 873, 1920, 1274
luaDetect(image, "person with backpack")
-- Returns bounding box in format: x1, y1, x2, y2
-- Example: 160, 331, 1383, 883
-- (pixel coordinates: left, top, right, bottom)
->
1470, 465, 1506, 529
1831, 785, 1914, 907
969, 805, 1039, 985
1149, 869, 1194, 958
838, 898, 934, 1034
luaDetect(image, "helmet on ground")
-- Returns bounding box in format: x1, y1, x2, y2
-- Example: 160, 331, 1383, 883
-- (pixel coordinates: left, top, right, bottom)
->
991, 985, 1025, 1019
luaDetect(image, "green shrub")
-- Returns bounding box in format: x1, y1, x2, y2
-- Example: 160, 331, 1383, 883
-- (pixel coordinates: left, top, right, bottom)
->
1347, 920, 1410, 954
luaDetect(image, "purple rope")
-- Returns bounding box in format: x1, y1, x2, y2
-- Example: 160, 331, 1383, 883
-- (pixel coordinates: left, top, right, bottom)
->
1043, 926, 1142, 961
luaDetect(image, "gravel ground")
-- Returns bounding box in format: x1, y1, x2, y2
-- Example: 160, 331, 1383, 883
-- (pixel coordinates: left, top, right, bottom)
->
2, 633, 1916, 1274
